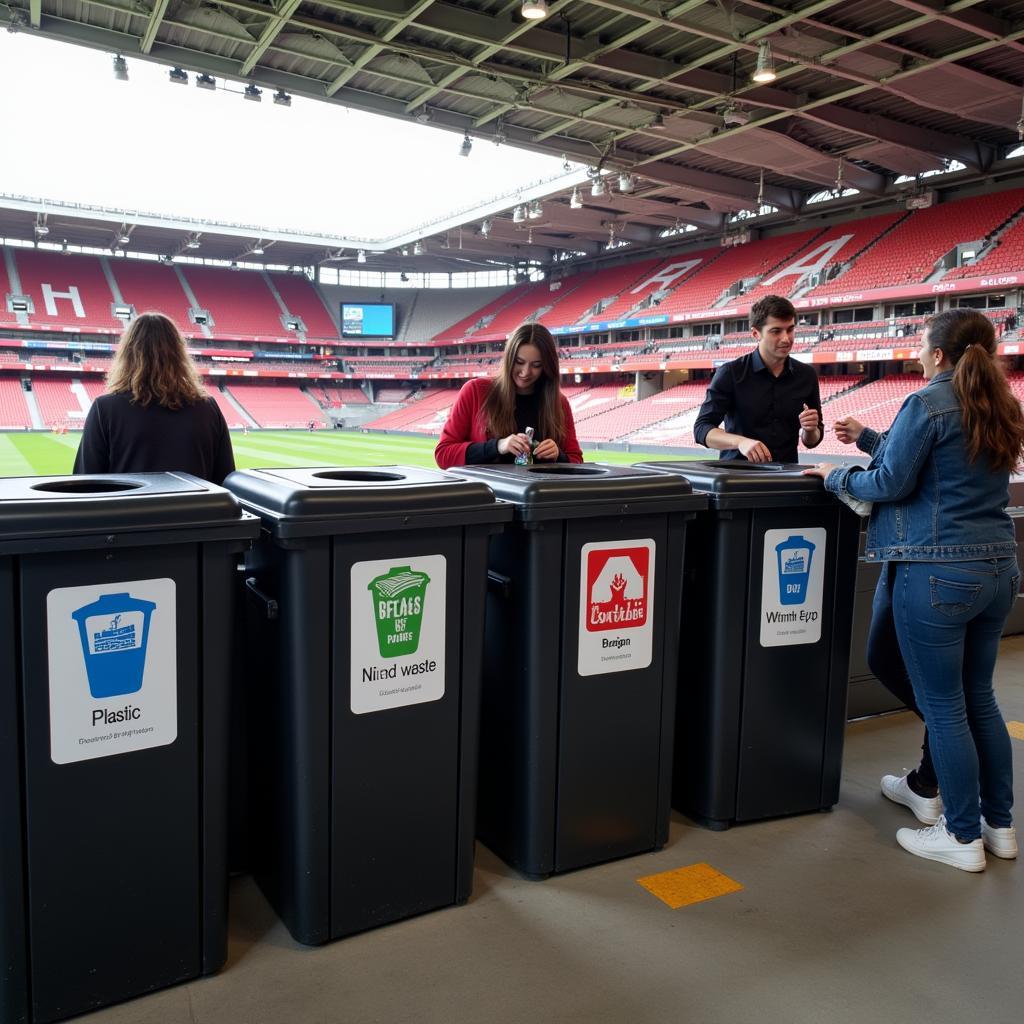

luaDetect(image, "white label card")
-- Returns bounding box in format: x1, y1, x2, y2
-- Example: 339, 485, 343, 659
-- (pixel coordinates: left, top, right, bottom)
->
759, 528, 827, 647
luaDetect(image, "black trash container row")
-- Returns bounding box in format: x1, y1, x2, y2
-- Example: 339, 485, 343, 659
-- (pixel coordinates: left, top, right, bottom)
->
1, 473, 259, 1024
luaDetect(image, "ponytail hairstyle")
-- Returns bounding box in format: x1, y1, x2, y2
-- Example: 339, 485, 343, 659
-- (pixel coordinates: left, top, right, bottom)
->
925, 307, 1024, 472
482, 322, 565, 444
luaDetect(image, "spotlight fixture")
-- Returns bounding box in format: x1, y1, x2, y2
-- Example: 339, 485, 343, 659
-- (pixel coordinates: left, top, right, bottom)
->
251, 244, 264, 255
618, 173, 636, 194
459, 131, 473, 157
591, 177, 607, 197
415, 107, 432, 124
169, 67, 188, 86
112, 55, 128, 81
521, 0, 549, 20
481, 219, 493, 237
357, 250, 366, 263
273, 89, 291, 107
117, 230, 131, 244
34, 223, 49, 237
413, 240, 425, 256
512, 204, 526, 224
648, 111, 666, 130
569, 187, 583, 210
562, 154, 572, 173
752, 40, 777, 83
244, 83, 262, 103
196, 73, 217, 91
722, 104, 750, 127
185, 235, 201, 250
528, 199, 543, 219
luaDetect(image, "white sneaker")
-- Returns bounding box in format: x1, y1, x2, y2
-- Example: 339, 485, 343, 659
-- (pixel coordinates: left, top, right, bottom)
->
896, 816, 986, 872
981, 817, 1018, 860
881, 773, 943, 825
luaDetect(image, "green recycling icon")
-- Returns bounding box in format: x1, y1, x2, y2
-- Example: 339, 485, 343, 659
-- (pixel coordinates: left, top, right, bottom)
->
368, 566, 430, 658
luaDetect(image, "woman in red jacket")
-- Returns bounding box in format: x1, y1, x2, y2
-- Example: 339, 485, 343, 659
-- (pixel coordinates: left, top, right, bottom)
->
435, 322, 583, 469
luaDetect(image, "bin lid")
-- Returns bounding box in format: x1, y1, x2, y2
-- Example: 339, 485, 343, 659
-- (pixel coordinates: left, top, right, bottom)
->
450, 463, 706, 522
0, 472, 260, 551
636, 460, 836, 509
222, 466, 512, 538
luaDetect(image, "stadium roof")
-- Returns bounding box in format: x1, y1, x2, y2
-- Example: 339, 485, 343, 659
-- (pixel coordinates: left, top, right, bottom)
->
3, 1, 1024, 270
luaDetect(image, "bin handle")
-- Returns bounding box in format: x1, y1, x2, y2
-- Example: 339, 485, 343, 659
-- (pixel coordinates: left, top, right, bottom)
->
245, 577, 279, 621
487, 570, 512, 600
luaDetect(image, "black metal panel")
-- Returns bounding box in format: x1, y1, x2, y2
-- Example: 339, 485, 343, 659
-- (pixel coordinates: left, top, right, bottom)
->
20, 547, 201, 1024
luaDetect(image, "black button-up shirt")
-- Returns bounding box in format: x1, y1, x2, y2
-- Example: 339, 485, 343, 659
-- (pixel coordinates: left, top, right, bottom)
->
692, 348, 822, 463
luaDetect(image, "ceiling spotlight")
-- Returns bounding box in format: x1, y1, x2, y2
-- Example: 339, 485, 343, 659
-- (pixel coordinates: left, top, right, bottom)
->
648, 111, 666, 130
185, 235, 201, 250
521, 1, 549, 20
528, 199, 543, 219
569, 187, 583, 209
169, 67, 188, 86
591, 177, 607, 197
34, 223, 49, 237
251, 244, 264, 255
512, 204, 526, 224
415, 107, 432, 124
117, 231, 131, 244
112, 55, 128, 81
413, 240, 425, 255
481, 219, 493, 237
356, 250, 367, 264
752, 40, 777, 83
196, 73, 217, 91
273, 89, 291, 107
562, 154, 572, 173
722, 104, 751, 127
244, 83, 262, 102
618, 173, 636, 194
459, 131, 473, 157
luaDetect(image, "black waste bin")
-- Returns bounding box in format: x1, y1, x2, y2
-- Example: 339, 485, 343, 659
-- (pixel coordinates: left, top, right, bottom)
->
0, 473, 258, 1024
637, 461, 860, 830
223, 466, 510, 945
451, 463, 706, 878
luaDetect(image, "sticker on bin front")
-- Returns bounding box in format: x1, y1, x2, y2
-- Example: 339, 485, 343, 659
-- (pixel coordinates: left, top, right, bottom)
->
578, 539, 656, 676
350, 556, 446, 714
46, 578, 177, 764
759, 528, 827, 647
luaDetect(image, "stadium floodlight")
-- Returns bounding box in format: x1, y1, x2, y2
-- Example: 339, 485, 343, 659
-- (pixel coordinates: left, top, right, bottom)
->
512, 204, 526, 224
569, 187, 583, 209
244, 83, 262, 103
415, 108, 432, 124
357, 250, 367, 263
273, 89, 291, 107
169, 67, 188, 86
459, 131, 473, 157
251, 244, 264, 255
112, 55, 128, 81
481, 219, 492, 237
117, 229, 131, 244
722, 104, 750, 127
521, 1, 548, 19
34, 222, 49, 237
752, 40, 777, 83
196, 73, 217, 91
413, 240, 425, 255
618, 172, 636, 194
185, 235, 201, 250
647, 111, 666, 130
528, 199, 543, 219
591, 176, 607, 197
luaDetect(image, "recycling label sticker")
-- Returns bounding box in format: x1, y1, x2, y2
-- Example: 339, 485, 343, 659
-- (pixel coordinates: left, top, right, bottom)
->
350, 555, 446, 714
759, 528, 827, 647
578, 539, 656, 676
47, 578, 178, 764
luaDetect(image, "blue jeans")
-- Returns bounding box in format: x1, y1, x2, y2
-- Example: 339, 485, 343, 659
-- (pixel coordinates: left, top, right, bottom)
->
891, 558, 1019, 841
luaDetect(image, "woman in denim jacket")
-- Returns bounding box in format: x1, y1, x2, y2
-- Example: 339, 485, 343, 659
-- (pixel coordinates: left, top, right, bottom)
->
805, 308, 1023, 871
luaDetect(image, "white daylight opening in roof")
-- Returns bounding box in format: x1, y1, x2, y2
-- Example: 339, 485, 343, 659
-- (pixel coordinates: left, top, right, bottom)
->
0, 32, 573, 239
807, 187, 860, 204
1008, 144, 1024, 159
893, 160, 967, 184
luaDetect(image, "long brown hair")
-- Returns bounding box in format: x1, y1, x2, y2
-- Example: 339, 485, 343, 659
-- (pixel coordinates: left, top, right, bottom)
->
925, 308, 1024, 472
107, 312, 208, 409
482, 322, 566, 443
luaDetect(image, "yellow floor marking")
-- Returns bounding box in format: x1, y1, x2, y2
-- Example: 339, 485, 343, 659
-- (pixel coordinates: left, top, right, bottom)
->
1007, 721, 1024, 741
636, 862, 743, 910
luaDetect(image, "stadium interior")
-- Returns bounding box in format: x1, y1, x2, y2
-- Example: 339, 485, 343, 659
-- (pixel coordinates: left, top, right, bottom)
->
2, 1, 1024, 1022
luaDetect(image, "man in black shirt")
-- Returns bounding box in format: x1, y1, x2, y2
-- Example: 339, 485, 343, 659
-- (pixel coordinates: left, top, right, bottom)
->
693, 294, 822, 463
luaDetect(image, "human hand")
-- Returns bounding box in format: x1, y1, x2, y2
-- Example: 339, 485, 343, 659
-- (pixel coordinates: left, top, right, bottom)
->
802, 463, 837, 480
833, 417, 864, 445
738, 437, 772, 463
498, 433, 531, 457
533, 438, 559, 461
798, 403, 820, 432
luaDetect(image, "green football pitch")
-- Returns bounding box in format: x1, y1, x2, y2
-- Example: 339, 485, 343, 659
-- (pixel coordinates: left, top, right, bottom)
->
0, 430, 698, 478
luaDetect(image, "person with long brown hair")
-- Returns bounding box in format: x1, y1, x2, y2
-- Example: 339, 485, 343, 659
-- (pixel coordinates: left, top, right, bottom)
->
805, 308, 1023, 871
73, 311, 236, 484
435, 322, 582, 468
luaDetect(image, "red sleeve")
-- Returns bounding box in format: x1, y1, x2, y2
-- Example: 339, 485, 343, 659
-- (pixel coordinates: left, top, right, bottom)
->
560, 394, 584, 463
435, 380, 486, 470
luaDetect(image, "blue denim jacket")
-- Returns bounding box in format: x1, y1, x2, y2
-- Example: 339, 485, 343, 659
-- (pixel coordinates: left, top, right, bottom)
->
825, 371, 1017, 562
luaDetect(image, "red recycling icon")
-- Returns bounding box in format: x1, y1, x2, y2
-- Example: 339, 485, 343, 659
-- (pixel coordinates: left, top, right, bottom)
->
585, 546, 649, 632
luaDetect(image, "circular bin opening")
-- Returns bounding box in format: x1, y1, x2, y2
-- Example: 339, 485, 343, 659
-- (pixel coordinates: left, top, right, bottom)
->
31, 479, 144, 493
311, 470, 405, 482
527, 465, 606, 475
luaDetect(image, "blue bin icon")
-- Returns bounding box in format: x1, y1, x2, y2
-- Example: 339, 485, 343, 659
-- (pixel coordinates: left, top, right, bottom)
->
72, 592, 157, 699
775, 535, 815, 606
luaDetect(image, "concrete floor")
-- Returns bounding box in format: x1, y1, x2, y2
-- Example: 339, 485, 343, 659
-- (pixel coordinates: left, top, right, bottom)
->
81, 637, 1024, 1024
